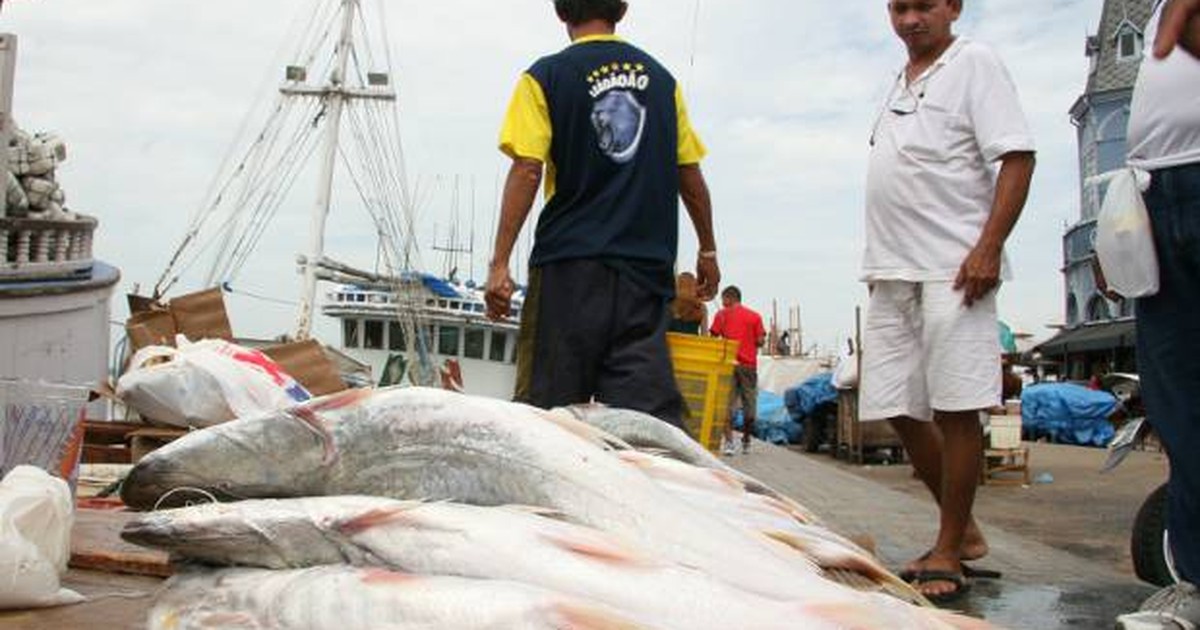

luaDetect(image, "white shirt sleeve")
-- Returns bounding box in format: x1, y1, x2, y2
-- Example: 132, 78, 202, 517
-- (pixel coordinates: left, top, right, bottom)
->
965, 46, 1036, 163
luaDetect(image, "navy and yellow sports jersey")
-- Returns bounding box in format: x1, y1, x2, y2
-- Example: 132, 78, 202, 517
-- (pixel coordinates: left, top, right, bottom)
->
499, 35, 705, 295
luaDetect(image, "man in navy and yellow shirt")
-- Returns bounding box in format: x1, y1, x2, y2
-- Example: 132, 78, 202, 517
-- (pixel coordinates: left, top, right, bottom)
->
485, 0, 719, 426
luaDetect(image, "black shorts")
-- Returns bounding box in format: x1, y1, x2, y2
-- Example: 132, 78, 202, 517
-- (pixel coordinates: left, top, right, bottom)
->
514, 258, 683, 426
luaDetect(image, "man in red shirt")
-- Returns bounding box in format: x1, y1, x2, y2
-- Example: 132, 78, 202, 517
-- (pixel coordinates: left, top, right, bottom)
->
709, 286, 765, 454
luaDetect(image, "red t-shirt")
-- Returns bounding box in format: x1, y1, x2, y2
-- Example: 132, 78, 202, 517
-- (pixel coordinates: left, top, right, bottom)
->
709, 304, 764, 367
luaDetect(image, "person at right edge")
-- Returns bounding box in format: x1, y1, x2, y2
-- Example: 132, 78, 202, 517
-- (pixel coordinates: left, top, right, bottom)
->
860, 0, 1036, 604
1114, 1, 1200, 627
484, 0, 719, 427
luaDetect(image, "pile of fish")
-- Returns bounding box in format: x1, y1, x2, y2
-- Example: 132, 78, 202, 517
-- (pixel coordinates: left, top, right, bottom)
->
119, 386, 992, 629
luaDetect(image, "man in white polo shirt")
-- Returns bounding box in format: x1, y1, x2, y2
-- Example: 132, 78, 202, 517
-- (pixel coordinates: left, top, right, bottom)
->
861, 0, 1035, 603
1115, 1, 1200, 627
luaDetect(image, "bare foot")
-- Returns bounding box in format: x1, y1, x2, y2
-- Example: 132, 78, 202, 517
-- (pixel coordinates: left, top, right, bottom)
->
902, 520, 988, 577
909, 550, 968, 601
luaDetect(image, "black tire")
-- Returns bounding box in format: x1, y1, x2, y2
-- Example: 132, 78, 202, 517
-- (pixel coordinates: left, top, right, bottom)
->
1131, 482, 1177, 587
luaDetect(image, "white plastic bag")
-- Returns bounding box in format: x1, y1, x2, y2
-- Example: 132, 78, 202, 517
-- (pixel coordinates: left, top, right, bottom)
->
0, 466, 84, 609
117, 336, 312, 428
832, 342, 858, 390
1095, 167, 1158, 298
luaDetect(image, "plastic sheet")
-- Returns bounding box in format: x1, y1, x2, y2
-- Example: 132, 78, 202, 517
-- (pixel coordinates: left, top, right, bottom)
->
1021, 383, 1118, 447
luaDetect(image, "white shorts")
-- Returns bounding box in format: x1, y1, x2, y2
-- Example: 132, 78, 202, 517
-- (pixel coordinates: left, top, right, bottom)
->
859, 281, 1001, 422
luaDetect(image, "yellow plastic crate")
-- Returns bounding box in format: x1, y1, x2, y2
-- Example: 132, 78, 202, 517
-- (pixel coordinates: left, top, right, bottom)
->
667, 333, 739, 453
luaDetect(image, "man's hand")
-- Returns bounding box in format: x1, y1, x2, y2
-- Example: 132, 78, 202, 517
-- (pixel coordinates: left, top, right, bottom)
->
696, 256, 720, 301
485, 263, 516, 321
954, 244, 1001, 307
1091, 256, 1124, 302
1155, 0, 1200, 59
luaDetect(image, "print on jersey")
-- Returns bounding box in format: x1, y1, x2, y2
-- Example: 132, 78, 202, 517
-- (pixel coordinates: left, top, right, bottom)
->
591, 90, 646, 163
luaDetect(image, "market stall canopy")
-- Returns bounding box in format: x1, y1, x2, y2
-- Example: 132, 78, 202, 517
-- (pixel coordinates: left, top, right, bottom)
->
1036, 320, 1136, 356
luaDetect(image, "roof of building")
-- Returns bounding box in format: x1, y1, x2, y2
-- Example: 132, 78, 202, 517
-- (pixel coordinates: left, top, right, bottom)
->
1036, 319, 1137, 356
1087, 0, 1156, 94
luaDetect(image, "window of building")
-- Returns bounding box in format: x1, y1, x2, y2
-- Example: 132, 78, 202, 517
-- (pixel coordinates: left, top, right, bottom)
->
388, 321, 406, 351
464, 328, 486, 359
1119, 298, 1135, 318
490, 331, 508, 362
1066, 295, 1079, 326
439, 325, 461, 356
364, 319, 384, 349
1115, 23, 1143, 62
1087, 295, 1111, 322
343, 319, 360, 348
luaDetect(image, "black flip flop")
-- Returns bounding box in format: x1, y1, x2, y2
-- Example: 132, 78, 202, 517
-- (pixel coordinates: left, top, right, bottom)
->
910, 569, 971, 605
961, 562, 1002, 580
899, 558, 1001, 582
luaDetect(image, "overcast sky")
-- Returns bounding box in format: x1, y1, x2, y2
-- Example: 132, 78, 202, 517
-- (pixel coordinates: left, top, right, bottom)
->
3, 0, 1101, 354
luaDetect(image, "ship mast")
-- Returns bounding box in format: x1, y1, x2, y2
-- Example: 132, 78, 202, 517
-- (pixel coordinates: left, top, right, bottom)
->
288, 0, 394, 339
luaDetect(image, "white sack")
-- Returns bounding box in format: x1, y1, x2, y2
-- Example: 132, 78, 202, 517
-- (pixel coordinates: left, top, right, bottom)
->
116, 336, 312, 428
0, 466, 84, 609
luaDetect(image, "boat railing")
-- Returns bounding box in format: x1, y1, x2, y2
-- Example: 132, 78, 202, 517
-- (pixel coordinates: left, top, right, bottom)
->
0, 214, 97, 281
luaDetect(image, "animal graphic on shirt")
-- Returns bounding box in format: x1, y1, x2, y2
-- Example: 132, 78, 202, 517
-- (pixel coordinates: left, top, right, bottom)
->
591, 90, 646, 164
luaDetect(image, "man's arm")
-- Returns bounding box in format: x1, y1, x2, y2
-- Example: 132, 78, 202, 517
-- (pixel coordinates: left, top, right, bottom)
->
954, 151, 1036, 307
679, 163, 720, 301
485, 158, 542, 320
1154, 0, 1200, 59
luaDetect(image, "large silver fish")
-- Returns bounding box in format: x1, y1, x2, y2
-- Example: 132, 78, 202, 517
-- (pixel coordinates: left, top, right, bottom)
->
121, 387, 823, 601
556, 404, 821, 523
123, 496, 843, 630
149, 565, 651, 630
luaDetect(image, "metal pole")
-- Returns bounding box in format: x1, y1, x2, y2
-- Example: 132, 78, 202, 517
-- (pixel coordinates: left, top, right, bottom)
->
295, 0, 357, 340
0, 34, 17, 217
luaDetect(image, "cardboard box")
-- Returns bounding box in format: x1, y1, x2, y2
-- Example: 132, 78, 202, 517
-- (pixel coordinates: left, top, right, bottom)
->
125, 287, 232, 352
262, 339, 346, 396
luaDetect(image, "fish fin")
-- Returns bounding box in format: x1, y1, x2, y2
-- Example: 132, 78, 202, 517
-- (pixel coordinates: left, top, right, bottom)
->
336, 505, 417, 535
756, 493, 818, 524
502, 504, 568, 519
551, 602, 649, 630
537, 408, 632, 451
359, 567, 417, 584
539, 532, 651, 568
766, 530, 924, 601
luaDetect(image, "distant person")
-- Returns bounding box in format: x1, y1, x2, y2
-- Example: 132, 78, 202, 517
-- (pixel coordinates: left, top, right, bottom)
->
1112, 1, 1200, 626
776, 331, 791, 356
668, 271, 708, 335
484, 0, 719, 426
860, 0, 1035, 603
710, 286, 764, 455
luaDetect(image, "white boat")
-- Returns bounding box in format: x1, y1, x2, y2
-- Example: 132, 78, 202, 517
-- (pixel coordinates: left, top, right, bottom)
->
147, 0, 521, 398
318, 259, 523, 399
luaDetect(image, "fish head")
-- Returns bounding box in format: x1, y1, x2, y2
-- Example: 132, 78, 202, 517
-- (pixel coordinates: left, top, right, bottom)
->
120, 411, 335, 510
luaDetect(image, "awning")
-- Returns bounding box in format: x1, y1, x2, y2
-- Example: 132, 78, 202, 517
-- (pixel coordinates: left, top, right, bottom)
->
1036, 320, 1137, 356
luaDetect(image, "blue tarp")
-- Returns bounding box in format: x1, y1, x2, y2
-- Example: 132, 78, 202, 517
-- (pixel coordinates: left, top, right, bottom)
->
784, 372, 839, 420
418, 273, 461, 298
1021, 383, 1118, 447
732, 390, 800, 445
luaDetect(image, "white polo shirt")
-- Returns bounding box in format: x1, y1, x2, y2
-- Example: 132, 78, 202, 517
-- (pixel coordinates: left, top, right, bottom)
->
1127, 3, 1200, 170
863, 37, 1035, 282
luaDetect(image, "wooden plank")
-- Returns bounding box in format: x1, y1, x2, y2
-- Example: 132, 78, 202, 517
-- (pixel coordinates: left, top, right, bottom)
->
69, 509, 172, 578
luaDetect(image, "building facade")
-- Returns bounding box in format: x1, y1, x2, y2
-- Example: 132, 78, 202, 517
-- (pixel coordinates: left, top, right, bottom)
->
1040, 0, 1154, 379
